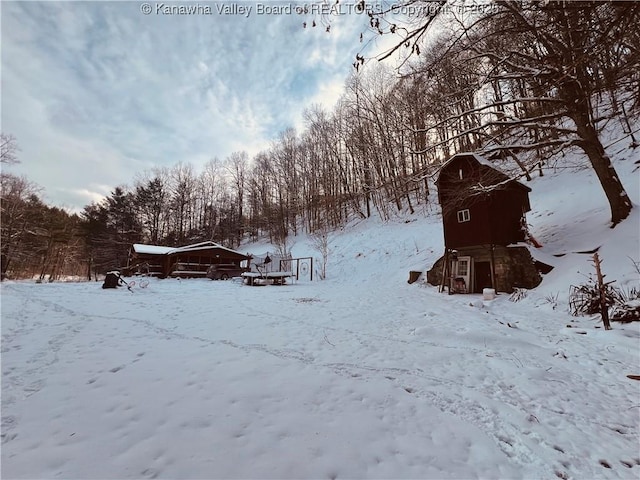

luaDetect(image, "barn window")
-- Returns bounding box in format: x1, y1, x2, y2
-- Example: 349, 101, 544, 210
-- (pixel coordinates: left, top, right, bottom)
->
457, 209, 470, 223
459, 168, 463, 179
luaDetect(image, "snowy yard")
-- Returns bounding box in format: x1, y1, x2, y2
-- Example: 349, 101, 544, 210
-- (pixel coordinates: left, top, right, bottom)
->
2, 272, 639, 479
2, 151, 640, 479
3, 2, 640, 477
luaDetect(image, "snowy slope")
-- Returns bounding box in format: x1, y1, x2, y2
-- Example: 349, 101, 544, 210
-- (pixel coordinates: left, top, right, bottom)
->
1, 146, 639, 479
524, 142, 639, 298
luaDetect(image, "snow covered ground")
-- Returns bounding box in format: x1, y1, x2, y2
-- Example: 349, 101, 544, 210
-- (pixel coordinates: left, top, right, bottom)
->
2, 147, 639, 479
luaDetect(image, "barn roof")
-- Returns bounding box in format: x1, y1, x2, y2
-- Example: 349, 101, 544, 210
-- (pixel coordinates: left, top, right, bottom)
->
436, 152, 531, 192
438, 152, 494, 173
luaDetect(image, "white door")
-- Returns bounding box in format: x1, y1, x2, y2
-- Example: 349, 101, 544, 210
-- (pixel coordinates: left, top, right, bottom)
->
455, 256, 471, 292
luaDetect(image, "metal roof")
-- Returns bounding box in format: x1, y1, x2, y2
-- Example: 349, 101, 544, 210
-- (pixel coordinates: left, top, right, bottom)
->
133, 241, 248, 258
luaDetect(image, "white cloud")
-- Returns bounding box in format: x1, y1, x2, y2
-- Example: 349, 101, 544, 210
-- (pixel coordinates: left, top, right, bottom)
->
2, 2, 369, 210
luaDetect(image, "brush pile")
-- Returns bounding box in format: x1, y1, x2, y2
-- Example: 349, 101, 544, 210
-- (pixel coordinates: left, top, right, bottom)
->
569, 279, 640, 322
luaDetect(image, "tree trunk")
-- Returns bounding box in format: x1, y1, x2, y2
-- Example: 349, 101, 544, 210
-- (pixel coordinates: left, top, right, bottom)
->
575, 124, 632, 226
563, 80, 633, 226
1, 252, 9, 280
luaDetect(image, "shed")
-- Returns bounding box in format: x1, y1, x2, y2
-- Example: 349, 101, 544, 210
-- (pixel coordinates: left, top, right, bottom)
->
128, 241, 250, 278
427, 153, 549, 293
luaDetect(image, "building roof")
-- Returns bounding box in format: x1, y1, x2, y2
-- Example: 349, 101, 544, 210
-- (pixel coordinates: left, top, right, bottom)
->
437, 152, 494, 175
436, 152, 531, 192
133, 241, 248, 258
132, 244, 174, 255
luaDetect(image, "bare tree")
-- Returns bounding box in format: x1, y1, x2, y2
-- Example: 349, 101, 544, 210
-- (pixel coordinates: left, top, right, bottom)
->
167, 163, 196, 244
309, 228, 331, 280
1, 174, 42, 278
225, 151, 248, 245
199, 157, 224, 241
356, 0, 636, 225
0, 133, 19, 165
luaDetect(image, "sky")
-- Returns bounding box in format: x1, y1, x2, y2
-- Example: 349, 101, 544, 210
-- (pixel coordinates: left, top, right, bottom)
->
1, 0, 375, 211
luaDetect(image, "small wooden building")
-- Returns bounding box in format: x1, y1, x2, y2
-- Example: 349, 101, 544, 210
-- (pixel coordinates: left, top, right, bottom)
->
427, 153, 547, 293
128, 241, 250, 278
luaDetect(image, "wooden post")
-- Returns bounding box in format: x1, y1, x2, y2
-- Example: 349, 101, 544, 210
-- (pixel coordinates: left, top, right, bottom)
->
440, 249, 450, 294
593, 253, 612, 330
450, 250, 459, 294
489, 244, 497, 292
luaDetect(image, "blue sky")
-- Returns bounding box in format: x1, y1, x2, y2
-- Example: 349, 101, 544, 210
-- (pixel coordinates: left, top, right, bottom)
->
1, 1, 371, 211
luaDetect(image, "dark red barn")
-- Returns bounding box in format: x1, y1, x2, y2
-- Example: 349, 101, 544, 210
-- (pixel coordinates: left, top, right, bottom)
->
127, 241, 250, 278
427, 153, 548, 293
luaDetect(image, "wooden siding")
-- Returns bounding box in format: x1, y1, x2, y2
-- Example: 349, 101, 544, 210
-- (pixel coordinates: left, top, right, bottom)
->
487, 189, 529, 245
437, 153, 532, 249
442, 201, 492, 248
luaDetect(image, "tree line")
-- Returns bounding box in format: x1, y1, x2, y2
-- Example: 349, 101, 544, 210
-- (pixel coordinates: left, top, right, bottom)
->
2, 1, 638, 281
